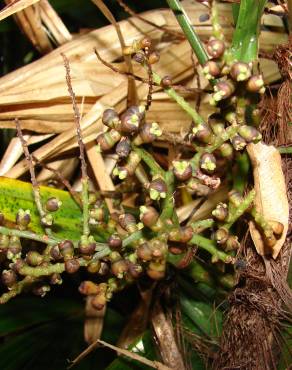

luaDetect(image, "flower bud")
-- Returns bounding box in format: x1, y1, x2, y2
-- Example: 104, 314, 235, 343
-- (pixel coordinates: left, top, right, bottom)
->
33, 285, 50, 297
65, 258, 80, 274
10, 258, 25, 273
202, 60, 221, 79
269, 220, 284, 236
45, 197, 61, 212
214, 227, 229, 244
160, 75, 172, 87
133, 52, 145, 64
199, 153, 216, 174
212, 80, 235, 102
228, 190, 243, 207
118, 213, 136, 231
230, 62, 252, 82
206, 38, 225, 58
137, 243, 152, 261
89, 207, 104, 222
225, 235, 240, 251
97, 130, 121, 151
58, 240, 74, 260
26, 251, 43, 266
7, 236, 22, 260
16, 209, 31, 228
149, 178, 167, 200
238, 125, 262, 143
120, 106, 144, 133
2, 269, 17, 287
139, 206, 159, 228
173, 160, 192, 181
108, 234, 122, 250
212, 202, 228, 221
192, 123, 213, 144
115, 137, 131, 158
87, 260, 101, 274
140, 37, 152, 49
91, 293, 107, 310
219, 142, 234, 158
50, 244, 62, 261
0, 234, 10, 250
148, 51, 160, 64
79, 241, 96, 255
102, 108, 120, 129
79, 280, 100, 295
135, 122, 162, 144
208, 114, 225, 135
246, 75, 265, 93
186, 178, 211, 196
128, 262, 143, 279
50, 273, 62, 285
147, 260, 166, 280
111, 259, 128, 278
41, 214, 53, 227
231, 134, 247, 151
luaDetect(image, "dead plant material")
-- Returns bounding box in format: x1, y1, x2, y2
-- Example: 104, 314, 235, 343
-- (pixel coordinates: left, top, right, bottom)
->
151, 301, 186, 370
247, 142, 289, 258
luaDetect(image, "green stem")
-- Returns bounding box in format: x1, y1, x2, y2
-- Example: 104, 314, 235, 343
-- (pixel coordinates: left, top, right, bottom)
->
165, 0, 209, 65
249, 206, 274, 238
211, 0, 225, 41
160, 171, 176, 224
133, 146, 165, 176
0, 276, 36, 304
122, 230, 144, 247
0, 226, 60, 245
190, 234, 232, 263
189, 219, 215, 232
152, 71, 205, 126
224, 189, 255, 229
278, 146, 292, 154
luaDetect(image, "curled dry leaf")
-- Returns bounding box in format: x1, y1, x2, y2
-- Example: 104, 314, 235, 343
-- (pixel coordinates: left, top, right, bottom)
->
247, 142, 289, 259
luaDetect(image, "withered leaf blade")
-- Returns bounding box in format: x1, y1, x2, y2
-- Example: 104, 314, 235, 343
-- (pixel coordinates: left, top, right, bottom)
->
247, 142, 289, 259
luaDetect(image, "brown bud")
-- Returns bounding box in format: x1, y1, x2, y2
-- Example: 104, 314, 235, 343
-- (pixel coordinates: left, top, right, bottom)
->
173, 160, 192, 181
202, 60, 221, 79
214, 227, 229, 244
192, 123, 213, 144
212, 202, 228, 221
111, 259, 128, 278
79, 280, 99, 295
108, 234, 123, 250
246, 75, 265, 93
269, 221, 284, 236
160, 75, 172, 87
208, 114, 225, 135
230, 62, 251, 82
231, 134, 246, 151
97, 130, 121, 151
137, 243, 152, 261
148, 51, 160, 64
50, 244, 62, 261
33, 285, 50, 297
59, 240, 74, 260
133, 52, 145, 64
16, 209, 31, 228
91, 293, 107, 310
219, 143, 234, 158
65, 258, 80, 274
138, 122, 162, 144
11, 258, 25, 273
212, 80, 235, 102
45, 197, 61, 212
206, 38, 225, 59
120, 106, 144, 133
238, 125, 262, 143
79, 241, 96, 255
149, 178, 167, 200
118, 213, 136, 230
228, 190, 243, 206
116, 137, 131, 158
128, 262, 143, 279
140, 206, 159, 228
225, 236, 240, 251
141, 37, 151, 49
87, 261, 101, 274
102, 108, 120, 128
2, 269, 17, 287
199, 153, 216, 174
26, 251, 43, 266
50, 273, 62, 285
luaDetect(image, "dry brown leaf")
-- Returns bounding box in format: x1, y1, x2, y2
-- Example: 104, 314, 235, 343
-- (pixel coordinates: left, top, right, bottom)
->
151, 301, 185, 370
0, 0, 41, 21
247, 142, 289, 259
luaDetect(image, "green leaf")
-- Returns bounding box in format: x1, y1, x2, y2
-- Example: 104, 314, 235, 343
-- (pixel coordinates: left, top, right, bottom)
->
231, 0, 267, 62
180, 293, 222, 337
0, 177, 108, 242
